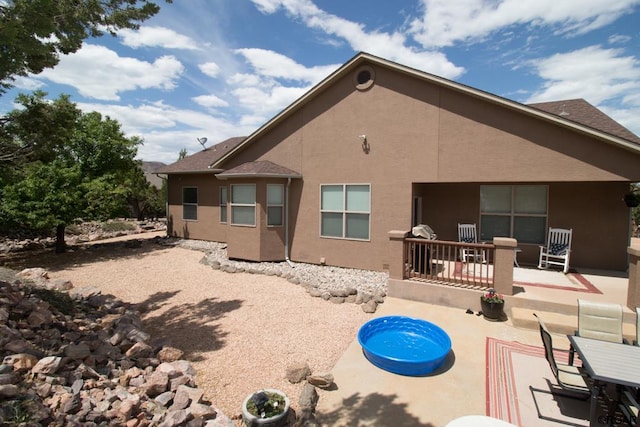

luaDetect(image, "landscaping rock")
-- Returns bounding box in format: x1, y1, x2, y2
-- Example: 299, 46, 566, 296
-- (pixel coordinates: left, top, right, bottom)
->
307, 372, 334, 389
361, 300, 378, 313
0, 277, 233, 426
286, 361, 311, 384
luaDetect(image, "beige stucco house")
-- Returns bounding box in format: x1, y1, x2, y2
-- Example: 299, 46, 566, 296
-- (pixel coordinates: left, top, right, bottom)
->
157, 52, 640, 273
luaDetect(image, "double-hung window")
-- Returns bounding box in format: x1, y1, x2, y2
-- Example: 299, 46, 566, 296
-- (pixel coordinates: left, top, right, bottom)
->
320, 184, 370, 240
480, 185, 547, 244
231, 184, 256, 226
182, 187, 198, 221
220, 187, 227, 223
267, 184, 284, 227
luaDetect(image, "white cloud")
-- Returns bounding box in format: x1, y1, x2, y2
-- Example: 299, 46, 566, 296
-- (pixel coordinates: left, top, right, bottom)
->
232, 84, 309, 116
76, 100, 256, 163
227, 73, 264, 87
38, 44, 184, 101
12, 76, 45, 91
235, 48, 338, 84
526, 45, 640, 105
192, 94, 229, 108
249, 0, 464, 78
609, 34, 632, 44
409, 0, 640, 48
199, 62, 221, 78
119, 26, 200, 50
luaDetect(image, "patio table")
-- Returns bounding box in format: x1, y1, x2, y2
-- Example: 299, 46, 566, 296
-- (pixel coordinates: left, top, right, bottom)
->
568, 335, 640, 426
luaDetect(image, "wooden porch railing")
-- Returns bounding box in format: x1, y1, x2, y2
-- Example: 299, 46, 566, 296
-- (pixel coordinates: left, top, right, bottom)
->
404, 238, 495, 289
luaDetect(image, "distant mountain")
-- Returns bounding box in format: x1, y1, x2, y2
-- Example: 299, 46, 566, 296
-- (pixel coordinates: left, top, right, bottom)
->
141, 161, 166, 189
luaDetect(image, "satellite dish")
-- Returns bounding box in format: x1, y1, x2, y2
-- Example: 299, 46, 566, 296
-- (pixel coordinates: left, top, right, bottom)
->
197, 137, 208, 150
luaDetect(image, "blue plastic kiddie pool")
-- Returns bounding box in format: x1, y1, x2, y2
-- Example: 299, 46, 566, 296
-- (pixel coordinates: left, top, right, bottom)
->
357, 316, 452, 376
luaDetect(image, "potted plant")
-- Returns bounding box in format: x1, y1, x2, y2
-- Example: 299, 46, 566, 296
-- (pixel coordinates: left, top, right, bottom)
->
241, 389, 290, 427
480, 288, 505, 321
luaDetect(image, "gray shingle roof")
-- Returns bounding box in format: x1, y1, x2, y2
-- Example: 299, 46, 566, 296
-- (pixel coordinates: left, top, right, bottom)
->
155, 137, 246, 174
216, 160, 301, 179
528, 99, 640, 145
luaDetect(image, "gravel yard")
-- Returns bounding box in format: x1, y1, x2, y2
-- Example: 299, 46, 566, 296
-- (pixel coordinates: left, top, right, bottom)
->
1, 233, 385, 423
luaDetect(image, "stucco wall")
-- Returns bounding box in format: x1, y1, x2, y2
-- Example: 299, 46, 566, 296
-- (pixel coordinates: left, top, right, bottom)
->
167, 60, 640, 272
166, 174, 228, 242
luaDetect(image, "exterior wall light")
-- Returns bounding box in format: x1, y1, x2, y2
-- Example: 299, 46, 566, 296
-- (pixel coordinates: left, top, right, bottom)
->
359, 135, 370, 153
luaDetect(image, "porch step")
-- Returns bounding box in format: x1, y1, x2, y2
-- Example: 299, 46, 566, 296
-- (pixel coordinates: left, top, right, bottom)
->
511, 307, 637, 342
511, 307, 576, 336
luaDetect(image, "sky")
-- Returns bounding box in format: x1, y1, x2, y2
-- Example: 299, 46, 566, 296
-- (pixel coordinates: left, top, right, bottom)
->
2, 0, 640, 164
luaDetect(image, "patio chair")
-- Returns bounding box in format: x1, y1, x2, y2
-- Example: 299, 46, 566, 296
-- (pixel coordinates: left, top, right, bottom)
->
568, 299, 625, 365
538, 228, 572, 274
458, 223, 485, 263
533, 313, 591, 399
618, 388, 639, 426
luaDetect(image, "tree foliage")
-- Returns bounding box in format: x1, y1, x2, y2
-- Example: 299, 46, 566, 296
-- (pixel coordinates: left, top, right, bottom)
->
0, 0, 172, 93
0, 92, 155, 250
0, 91, 80, 165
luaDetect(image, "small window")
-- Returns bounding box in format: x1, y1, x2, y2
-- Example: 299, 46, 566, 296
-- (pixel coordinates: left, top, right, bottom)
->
220, 186, 227, 223
267, 184, 284, 227
320, 184, 370, 240
182, 187, 198, 221
231, 184, 256, 226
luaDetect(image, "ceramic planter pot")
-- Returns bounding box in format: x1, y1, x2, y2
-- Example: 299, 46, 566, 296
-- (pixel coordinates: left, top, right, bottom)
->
481, 298, 505, 321
241, 389, 290, 427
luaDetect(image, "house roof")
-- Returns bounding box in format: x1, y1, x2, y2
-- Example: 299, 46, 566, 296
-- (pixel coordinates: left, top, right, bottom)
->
209, 52, 640, 169
155, 137, 246, 174
528, 99, 640, 145
216, 160, 302, 180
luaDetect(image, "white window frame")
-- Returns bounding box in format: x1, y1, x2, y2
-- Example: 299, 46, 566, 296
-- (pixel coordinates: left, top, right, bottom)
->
230, 184, 256, 227
182, 187, 198, 221
267, 184, 284, 227
480, 185, 548, 244
219, 186, 228, 223
320, 184, 371, 241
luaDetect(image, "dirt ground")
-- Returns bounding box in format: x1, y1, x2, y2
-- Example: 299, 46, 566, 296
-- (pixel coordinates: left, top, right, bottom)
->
0, 232, 373, 422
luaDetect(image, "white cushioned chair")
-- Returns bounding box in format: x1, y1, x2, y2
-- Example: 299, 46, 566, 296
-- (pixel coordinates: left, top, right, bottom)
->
568, 299, 625, 365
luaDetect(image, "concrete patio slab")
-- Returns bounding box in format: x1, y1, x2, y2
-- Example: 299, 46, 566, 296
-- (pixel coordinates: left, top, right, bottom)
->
315, 297, 546, 427
316, 266, 637, 426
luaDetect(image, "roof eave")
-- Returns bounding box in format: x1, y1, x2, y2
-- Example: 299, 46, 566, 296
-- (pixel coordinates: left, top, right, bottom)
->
160, 169, 224, 175
216, 173, 302, 180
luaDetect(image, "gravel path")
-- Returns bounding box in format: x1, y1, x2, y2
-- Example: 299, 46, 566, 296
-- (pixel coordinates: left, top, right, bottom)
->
2, 234, 387, 422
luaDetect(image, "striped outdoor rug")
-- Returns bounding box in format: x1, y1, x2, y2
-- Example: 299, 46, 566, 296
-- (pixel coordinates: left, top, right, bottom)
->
485, 337, 591, 426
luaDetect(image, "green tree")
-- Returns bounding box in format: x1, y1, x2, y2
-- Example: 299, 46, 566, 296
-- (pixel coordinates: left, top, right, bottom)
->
178, 147, 187, 160
123, 164, 165, 220
0, 94, 143, 251
0, 0, 172, 93
0, 91, 80, 166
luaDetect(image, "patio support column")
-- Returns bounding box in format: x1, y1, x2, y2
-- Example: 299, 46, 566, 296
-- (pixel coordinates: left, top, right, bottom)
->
627, 246, 640, 309
492, 237, 517, 296
388, 230, 409, 280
